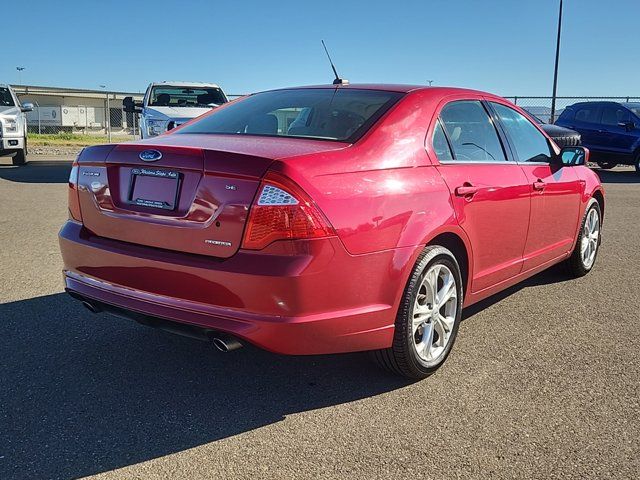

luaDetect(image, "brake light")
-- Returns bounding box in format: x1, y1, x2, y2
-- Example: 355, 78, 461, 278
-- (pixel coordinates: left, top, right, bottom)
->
68, 159, 82, 221
242, 172, 335, 250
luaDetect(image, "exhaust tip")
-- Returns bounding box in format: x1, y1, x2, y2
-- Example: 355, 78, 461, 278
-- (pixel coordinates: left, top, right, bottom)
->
81, 300, 101, 314
212, 335, 242, 352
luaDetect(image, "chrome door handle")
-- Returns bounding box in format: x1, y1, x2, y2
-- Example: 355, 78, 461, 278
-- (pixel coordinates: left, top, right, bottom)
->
533, 180, 546, 191
455, 185, 479, 197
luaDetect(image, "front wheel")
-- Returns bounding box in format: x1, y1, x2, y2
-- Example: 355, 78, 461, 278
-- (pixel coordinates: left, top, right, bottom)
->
635, 153, 640, 175
566, 199, 601, 277
12, 148, 26, 166
371, 245, 463, 379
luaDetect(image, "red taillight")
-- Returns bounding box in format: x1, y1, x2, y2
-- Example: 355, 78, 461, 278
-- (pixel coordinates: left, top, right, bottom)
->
68, 160, 82, 221
242, 172, 335, 250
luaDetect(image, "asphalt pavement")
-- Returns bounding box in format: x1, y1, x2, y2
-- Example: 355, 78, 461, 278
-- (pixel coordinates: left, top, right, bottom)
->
1, 157, 638, 480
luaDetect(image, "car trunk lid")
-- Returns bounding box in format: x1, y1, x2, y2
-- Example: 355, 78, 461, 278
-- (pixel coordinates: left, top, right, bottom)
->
76, 135, 347, 258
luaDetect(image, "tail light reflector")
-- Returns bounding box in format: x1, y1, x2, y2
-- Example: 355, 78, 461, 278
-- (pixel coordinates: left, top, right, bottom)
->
68, 159, 82, 221
242, 172, 335, 250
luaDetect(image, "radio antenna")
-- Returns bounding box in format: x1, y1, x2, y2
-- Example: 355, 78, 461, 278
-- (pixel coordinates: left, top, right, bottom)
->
321, 40, 349, 85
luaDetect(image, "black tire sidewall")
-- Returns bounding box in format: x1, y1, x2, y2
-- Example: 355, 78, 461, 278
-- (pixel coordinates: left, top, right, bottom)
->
399, 248, 463, 375
574, 199, 602, 275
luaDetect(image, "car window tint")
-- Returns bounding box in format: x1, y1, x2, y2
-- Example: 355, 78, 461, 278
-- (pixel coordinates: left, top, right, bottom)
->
439, 101, 506, 162
432, 120, 453, 161
574, 107, 599, 123
491, 103, 552, 163
0, 87, 15, 107
601, 106, 630, 126
178, 88, 404, 142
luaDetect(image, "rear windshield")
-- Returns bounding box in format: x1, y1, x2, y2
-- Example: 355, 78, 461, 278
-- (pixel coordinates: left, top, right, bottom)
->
149, 87, 227, 107
177, 88, 404, 142
0, 87, 15, 107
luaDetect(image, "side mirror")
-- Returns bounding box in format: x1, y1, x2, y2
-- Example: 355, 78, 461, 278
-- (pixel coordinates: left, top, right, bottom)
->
618, 121, 635, 131
123, 96, 142, 113
558, 146, 589, 166
21, 102, 34, 112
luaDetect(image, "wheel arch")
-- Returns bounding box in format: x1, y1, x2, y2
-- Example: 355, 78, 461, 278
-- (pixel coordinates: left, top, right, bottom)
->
592, 188, 605, 221
426, 231, 472, 300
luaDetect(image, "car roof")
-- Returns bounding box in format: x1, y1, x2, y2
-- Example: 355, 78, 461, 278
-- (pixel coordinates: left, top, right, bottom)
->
150, 81, 222, 88
261, 83, 500, 98
566, 101, 626, 108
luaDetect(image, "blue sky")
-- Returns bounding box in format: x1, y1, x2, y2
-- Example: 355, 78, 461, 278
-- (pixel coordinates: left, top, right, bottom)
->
4, 0, 638, 96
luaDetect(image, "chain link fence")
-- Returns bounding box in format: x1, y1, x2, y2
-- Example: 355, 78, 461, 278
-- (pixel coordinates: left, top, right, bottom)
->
25, 94, 246, 141
23, 94, 640, 141
504, 96, 640, 124
26, 103, 138, 141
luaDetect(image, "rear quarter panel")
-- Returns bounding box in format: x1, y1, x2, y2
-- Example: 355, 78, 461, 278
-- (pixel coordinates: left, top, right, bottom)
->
270, 90, 460, 256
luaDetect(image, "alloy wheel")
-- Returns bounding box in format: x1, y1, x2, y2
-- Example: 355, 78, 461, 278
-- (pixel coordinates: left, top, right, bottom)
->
412, 264, 458, 362
581, 207, 600, 269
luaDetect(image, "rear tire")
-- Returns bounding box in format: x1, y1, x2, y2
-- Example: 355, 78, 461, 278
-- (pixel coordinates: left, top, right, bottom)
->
566, 199, 601, 277
597, 162, 617, 170
371, 245, 463, 379
634, 153, 640, 175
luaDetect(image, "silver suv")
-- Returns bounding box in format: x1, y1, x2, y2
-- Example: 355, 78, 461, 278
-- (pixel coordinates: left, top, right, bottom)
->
0, 84, 33, 165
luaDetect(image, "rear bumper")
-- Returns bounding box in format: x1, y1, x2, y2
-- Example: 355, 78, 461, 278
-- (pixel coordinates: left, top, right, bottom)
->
59, 221, 413, 354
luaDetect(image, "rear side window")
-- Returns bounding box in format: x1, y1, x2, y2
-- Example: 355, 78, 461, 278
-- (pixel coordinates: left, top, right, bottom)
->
491, 103, 552, 163
574, 106, 600, 123
439, 101, 506, 162
601, 106, 630, 126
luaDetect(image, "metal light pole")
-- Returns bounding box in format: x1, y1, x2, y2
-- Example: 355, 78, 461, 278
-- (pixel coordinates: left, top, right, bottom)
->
16, 66, 25, 84
550, 0, 563, 124
427, 80, 434, 86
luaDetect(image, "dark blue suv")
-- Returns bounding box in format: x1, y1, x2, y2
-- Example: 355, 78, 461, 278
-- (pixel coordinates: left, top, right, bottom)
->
556, 101, 640, 174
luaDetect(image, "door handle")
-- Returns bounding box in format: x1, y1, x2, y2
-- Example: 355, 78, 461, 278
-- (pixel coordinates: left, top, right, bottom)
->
532, 179, 546, 191
455, 184, 479, 197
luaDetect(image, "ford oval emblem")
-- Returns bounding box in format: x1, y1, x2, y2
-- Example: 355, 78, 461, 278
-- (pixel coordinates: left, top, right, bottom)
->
139, 149, 162, 162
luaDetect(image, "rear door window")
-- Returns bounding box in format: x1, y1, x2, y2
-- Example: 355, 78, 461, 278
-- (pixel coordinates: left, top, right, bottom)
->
438, 101, 506, 162
601, 106, 631, 126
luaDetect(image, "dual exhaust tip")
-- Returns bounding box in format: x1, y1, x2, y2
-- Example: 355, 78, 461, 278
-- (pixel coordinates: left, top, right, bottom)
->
80, 297, 242, 352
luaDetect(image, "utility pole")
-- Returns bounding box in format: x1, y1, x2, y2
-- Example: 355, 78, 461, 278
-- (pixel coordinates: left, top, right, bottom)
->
550, 0, 563, 124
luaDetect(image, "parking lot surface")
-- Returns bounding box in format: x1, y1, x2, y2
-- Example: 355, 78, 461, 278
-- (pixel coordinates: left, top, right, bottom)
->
1, 157, 638, 480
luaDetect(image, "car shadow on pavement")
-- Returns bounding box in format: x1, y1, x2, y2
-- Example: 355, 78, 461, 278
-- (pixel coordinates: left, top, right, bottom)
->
462, 262, 570, 321
594, 167, 640, 184
0, 293, 411, 480
0, 160, 72, 184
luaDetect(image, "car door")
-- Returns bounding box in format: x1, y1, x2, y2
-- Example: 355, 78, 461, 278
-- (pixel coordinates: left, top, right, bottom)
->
598, 105, 638, 155
432, 99, 531, 293
489, 101, 582, 271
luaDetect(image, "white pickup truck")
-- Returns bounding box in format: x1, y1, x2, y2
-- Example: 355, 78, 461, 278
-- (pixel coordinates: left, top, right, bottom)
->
124, 81, 228, 139
0, 84, 33, 165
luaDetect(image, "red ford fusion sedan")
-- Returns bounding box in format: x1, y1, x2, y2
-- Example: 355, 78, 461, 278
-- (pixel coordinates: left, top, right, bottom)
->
59, 85, 604, 378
